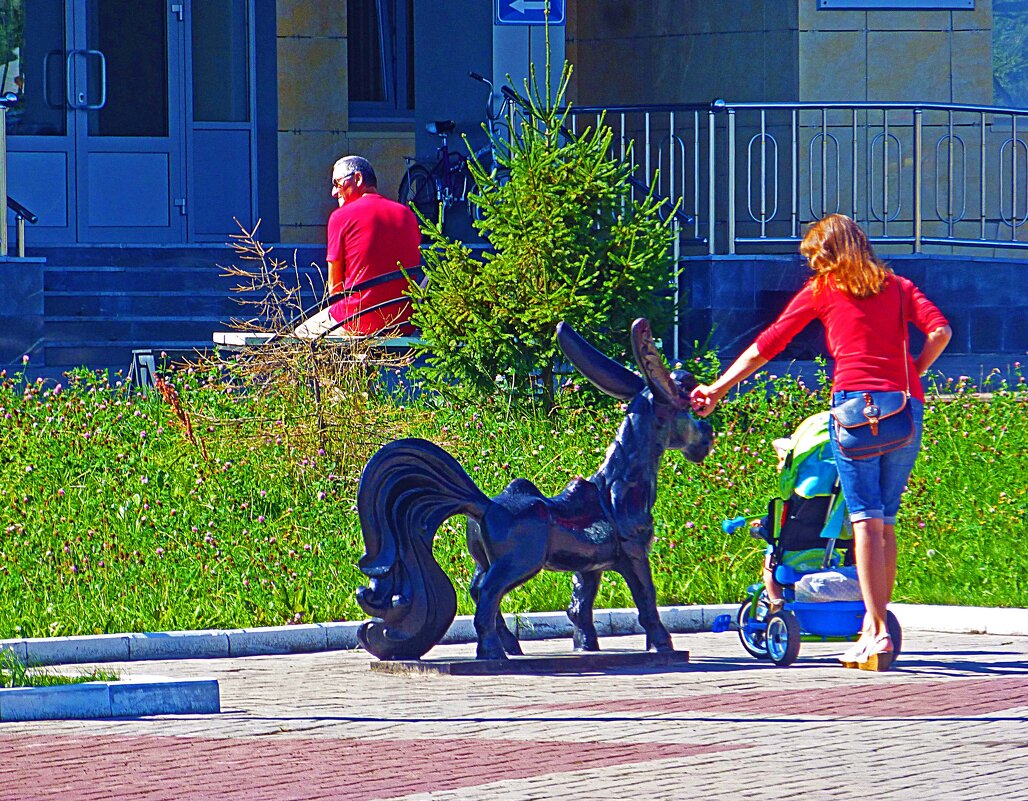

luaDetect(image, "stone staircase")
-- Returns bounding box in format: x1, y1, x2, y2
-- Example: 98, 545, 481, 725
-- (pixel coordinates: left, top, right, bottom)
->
27, 245, 325, 379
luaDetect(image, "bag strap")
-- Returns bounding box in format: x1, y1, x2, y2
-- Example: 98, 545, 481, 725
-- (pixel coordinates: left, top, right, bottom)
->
899, 280, 911, 398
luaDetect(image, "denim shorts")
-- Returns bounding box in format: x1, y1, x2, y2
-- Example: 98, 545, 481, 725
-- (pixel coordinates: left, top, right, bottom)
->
828, 391, 924, 525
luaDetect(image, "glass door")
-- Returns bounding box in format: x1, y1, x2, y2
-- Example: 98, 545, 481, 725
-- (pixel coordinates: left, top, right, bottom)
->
4, 0, 186, 243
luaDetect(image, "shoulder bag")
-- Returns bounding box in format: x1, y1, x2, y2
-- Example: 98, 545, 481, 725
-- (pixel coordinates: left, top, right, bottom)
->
831, 283, 915, 460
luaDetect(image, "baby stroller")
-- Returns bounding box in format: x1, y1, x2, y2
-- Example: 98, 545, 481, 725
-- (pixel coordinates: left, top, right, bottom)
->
712, 412, 902, 667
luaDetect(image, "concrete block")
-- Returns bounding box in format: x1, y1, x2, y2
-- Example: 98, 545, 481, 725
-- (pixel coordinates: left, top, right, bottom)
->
799, 0, 866, 32
276, 37, 347, 131
24, 634, 131, 666
343, 131, 416, 207
439, 615, 478, 645
320, 621, 362, 650
109, 678, 221, 717
891, 604, 1028, 637
799, 30, 867, 101
867, 31, 950, 102
228, 625, 327, 657
0, 642, 28, 664
276, 130, 347, 230
128, 631, 231, 661
950, 30, 993, 105
661, 605, 707, 633
970, 310, 1003, 352
1004, 311, 1028, 354
607, 608, 645, 636
866, 9, 953, 31
515, 611, 574, 641
277, 0, 345, 37
0, 683, 110, 722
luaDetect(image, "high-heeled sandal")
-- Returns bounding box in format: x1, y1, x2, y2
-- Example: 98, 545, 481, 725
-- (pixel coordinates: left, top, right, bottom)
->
838, 638, 869, 668
857, 634, 894, 672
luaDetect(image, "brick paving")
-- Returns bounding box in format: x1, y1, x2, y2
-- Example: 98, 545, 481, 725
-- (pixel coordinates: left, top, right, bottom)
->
0, 630, 1026, 800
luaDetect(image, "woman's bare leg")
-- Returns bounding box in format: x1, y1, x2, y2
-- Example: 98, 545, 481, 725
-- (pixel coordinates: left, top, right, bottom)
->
852, 519, 892, 641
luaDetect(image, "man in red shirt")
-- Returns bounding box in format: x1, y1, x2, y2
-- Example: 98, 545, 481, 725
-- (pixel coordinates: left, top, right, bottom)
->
296, 156, 422, 338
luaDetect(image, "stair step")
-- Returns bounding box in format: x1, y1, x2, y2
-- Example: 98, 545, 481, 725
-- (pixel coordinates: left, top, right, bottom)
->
45, 292, 243, 317
43, 344, 213, 371
44, 319, 223, 343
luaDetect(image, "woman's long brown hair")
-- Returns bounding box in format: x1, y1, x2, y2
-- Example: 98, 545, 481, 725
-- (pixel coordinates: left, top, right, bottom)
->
800, 214, 892, 298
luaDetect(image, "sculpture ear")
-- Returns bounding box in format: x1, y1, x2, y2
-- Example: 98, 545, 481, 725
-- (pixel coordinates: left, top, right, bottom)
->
631, 318, 688, 409
556, 321, 645, 401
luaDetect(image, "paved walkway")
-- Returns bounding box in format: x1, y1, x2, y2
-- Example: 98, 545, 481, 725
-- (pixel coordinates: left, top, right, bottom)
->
1, 628, 1026, 800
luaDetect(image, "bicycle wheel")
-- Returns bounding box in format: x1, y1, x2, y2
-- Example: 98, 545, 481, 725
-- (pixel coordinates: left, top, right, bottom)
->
443, 152, 469, 205
398, 165, 438, 225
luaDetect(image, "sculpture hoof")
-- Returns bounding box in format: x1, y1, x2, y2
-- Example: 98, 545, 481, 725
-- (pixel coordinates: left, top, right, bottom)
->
477, 644, 509, 661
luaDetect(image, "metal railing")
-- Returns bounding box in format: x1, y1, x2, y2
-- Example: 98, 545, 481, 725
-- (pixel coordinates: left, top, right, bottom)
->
568, 100, 1028, 255
0, 92, 36, 257
7, 196, 38, 258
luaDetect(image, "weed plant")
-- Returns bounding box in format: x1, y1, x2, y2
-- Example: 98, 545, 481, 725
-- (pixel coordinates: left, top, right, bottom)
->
0, 361, 1024, 639
0, 650, 118, 688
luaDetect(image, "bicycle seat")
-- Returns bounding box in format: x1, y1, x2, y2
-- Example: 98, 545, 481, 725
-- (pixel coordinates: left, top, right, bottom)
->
426, 120, 456, 136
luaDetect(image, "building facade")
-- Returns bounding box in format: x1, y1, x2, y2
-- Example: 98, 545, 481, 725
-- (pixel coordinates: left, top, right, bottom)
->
5, 0, 1023, 247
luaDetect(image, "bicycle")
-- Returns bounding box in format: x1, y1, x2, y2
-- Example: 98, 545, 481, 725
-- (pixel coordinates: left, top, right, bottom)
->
466, 71, 517, 222
397, 119, 469, 229
397, 72, 518, 229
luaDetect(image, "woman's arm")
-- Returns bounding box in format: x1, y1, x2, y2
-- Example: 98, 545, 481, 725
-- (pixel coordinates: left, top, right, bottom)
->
690, 343, 769, 417
914, 324, 952, 377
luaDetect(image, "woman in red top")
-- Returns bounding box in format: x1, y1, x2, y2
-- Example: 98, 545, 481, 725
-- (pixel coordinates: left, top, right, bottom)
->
691, 215, 951, 671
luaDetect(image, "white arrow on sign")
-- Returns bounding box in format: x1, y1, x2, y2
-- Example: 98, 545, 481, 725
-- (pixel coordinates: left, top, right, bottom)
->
510, 0, 549, 13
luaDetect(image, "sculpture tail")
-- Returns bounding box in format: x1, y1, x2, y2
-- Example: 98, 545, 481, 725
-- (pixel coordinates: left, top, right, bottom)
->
356, 437, 491, 660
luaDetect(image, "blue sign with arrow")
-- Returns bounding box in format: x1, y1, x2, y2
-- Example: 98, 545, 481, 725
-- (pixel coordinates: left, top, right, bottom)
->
495, 0, 565, 25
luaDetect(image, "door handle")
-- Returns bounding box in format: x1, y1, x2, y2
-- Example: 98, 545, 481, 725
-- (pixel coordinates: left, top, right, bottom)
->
81, 50, 107, 110
43, 50, 65, 109
66, 49, 108, 110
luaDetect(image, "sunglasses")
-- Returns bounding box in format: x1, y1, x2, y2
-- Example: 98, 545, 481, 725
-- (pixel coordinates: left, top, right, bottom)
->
332, 172, 358, 190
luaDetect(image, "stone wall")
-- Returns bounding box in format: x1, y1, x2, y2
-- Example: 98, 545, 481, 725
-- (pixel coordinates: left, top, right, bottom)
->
566, 1, 800, 106
0, 258, 45, 370
679, 252, 1027, 373
797, 0, 992, 104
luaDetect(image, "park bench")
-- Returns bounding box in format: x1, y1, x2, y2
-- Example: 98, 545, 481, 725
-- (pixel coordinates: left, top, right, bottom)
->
212, 265, 425, 353
129, 268, 424, 387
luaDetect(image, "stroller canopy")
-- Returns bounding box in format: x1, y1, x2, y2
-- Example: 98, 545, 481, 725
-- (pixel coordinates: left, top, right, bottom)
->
776, 411, 838, 501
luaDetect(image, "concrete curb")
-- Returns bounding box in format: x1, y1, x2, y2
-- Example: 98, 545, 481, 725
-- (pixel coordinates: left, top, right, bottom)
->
1, 604, 1024, 667
0, 676, 220, 722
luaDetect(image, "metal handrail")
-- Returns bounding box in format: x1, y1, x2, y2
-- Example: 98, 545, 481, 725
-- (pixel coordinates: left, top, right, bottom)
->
7, 196, 38, 259
8, 196, 37, 224
566, 99, 1028, 255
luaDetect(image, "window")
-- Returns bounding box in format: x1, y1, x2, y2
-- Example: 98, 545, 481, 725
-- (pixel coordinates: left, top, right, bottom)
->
994, 0, 1028, 107
192, 0, 250, 123
347, 0, 414, 119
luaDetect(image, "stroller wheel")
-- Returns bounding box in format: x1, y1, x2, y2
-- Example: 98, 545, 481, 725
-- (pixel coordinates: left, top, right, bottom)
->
886, 610, 903, 666
737, 600, 771, 660
766, 610, 802, 667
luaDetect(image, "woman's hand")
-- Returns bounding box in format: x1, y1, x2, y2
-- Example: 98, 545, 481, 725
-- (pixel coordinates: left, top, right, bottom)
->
690, 384, 721, 417
688, 343, 769, 418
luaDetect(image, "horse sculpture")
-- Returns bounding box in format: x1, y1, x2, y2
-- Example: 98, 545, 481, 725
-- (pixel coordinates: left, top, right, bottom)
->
356, 318, 714, 661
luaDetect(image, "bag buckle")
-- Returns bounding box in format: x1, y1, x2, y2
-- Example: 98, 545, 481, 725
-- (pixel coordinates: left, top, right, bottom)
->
861, 392, 880, 435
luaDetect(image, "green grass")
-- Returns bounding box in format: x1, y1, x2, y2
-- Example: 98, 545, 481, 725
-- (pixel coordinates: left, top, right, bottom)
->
0, 650, 119, 688
0, 361, 1025, 640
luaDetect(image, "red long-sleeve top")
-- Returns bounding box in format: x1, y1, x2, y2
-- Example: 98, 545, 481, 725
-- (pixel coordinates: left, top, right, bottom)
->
754, 274, 949, 402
